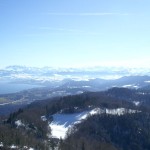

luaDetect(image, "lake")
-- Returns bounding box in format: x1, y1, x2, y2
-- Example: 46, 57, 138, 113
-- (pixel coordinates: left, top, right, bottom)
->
0, 82, 42, 94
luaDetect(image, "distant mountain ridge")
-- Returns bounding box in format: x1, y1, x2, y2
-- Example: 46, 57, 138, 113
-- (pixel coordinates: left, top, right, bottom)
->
1, 65, 150, 116
1, 75, 150, 115
1, 65, 150, 84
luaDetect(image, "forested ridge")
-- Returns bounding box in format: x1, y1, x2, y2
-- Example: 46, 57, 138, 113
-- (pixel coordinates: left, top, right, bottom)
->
0, 87, 150, 149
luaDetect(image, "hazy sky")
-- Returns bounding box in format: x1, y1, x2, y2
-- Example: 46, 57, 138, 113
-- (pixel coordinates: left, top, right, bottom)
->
0, 0, 150, 68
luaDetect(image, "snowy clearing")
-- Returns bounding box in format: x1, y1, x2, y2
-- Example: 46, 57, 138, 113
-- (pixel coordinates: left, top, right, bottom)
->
49, 107, 139, 139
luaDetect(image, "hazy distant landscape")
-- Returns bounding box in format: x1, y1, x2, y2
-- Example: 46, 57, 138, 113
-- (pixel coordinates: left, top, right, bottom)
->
0, 82, 42, 94
1, 65, 150, 116
1, 65, 150, 91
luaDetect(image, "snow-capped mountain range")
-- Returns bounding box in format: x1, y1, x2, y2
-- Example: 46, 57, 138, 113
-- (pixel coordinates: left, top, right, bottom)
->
1, 65, 150, 96
1, 65, 150, 84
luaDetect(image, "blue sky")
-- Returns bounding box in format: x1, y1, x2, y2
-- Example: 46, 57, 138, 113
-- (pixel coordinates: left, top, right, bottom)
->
0, 0, 150, 68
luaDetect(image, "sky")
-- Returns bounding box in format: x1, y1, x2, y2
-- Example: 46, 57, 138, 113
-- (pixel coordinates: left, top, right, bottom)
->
0, 0, 150, 68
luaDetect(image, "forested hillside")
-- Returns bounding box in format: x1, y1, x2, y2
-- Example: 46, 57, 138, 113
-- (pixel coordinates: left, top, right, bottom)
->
0, 88, 150, 149
61, 112, 150, 150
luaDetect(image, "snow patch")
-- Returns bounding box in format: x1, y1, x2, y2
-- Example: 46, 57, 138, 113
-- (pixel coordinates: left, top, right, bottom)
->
28, 148, 35, 150
122, 84, 139, 89
144, 81, 150, 83
0, 142, 3, 147
133, 101, 140, 106
15, 120, 24, 127
49, 111, 89, 139
10, 144, 18, 149
41, 116, 47, 121
49, 108, 138, 139
23, 146, 28, 149
50, 123, 68, 139
90, 108, 103, 115
82, 86, 91, 88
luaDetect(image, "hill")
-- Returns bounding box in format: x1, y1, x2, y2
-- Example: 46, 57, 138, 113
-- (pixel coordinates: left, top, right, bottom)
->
0, 87, 150, 149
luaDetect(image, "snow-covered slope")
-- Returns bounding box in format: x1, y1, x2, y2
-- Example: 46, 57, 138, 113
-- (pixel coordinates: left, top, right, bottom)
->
49, 108, 138, 139
49, 111, 89, 139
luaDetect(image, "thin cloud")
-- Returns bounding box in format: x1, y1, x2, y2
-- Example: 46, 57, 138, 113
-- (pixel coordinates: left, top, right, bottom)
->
44, 12, 129, 16
35, 27, 102, 36
37, 27, 84, 33
78, 13, 129, 16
